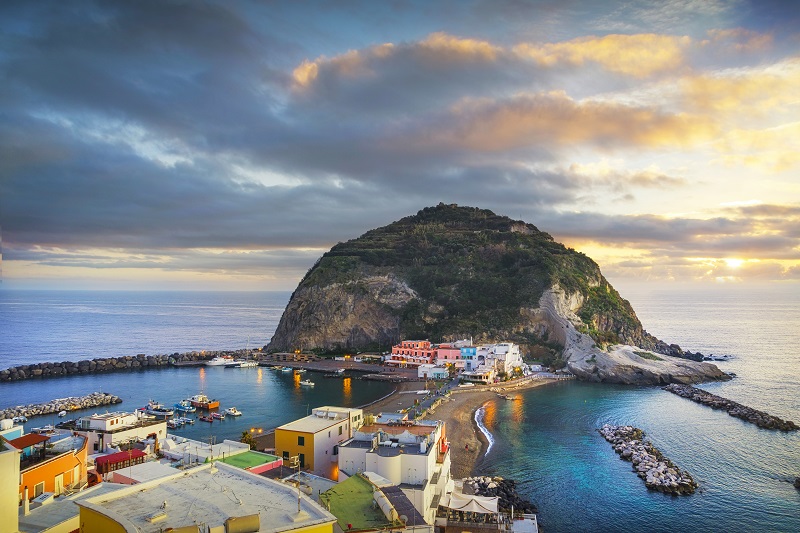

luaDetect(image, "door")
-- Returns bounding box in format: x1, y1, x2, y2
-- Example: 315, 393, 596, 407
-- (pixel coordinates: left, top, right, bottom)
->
54, 473, 64, 495
73, 465, 81, 487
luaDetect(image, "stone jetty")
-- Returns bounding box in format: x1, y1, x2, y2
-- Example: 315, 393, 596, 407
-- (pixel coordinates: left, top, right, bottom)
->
462, 476, 537, 514
0, 391, 122, 421
598, 424, 697, 495
663, 384, 799, 431
0, 350, 243, 382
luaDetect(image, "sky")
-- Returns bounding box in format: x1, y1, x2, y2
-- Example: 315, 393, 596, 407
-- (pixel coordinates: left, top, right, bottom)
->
1, 0, 799, 291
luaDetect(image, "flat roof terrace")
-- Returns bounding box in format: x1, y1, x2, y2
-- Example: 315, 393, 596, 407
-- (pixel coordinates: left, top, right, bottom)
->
78, 462, 336, 533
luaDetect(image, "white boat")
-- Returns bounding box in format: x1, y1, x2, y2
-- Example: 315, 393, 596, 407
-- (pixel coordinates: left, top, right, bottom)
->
58, 410, 67, 417
225, 359, 258, 368
13, 415, 28, 424
206, 356, 233, 366
281, 367, 294, 373
299, 380, 315, 387
238, 360, 258, 368
177, 416, 194, 425
145, 401, 174, 417
225, 407, 243, 416
294, 368, 307, 374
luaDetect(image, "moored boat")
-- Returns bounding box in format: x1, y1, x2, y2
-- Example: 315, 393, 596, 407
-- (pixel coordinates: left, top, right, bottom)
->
174, 400, 196, 413
199, 415, 213, 423
210, 412, 225, 420
206, 356, 233, 366
189, 393, 220, 410
145, 401, 174, 417
238, 360, 258, 368
58, 410, 67, 417
281, 367, 294, 373
299, 379, 315, 387
224, 407, 243, 416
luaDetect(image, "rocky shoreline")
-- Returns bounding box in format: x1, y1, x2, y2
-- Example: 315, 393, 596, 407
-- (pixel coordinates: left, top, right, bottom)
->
598, 424, 697, 495
0, 391, 122, 421
0, 351, 238, 382
663, 384, 799, 431
462, 476, 537, 514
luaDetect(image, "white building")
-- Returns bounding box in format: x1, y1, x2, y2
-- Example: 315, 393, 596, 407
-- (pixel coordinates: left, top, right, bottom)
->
275, 406, 364, 480
337, 417, 452, 525
72, 411, 167, 453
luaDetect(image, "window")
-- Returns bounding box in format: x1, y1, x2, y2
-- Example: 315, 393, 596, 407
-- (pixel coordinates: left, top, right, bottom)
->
328, 431, 331, 438
299, 453, 305, 468
34, 482, 44, 498
283, 451, 289, 460
339, 426, 343, 435
298, 436, 305, 446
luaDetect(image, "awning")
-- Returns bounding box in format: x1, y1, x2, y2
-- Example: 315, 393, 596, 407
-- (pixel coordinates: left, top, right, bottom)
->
8, 433, 50, 449
441, 492, 498, 514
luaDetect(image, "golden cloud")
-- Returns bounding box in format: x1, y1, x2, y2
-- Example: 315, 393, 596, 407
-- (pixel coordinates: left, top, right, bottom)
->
417, 32, 500, 62
513, 34, 690, 77
703, 28, 773, 53
420, 91, 716, 152
715, 122, 800, 172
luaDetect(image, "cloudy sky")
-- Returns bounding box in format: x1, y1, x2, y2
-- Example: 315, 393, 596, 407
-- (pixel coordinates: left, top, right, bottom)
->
1, 0, 799, 290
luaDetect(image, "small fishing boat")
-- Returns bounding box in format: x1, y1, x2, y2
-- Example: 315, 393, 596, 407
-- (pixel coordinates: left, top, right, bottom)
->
238, 360, 258, 368
145, 401, 174, 417
199, 415, 213, 423
189, 393, 220, 410
174, 400, 196, 413
225, 407, 243, 416
299, 379, 315, 387
281, 367, 294, 373
294, 368, 307, 374
324, 368, 347, 378
58, 410, 67, 417
177, 416, 194, 425
12, 415, 28, 424
167, 419, 182, 429
210, 412, 225, 420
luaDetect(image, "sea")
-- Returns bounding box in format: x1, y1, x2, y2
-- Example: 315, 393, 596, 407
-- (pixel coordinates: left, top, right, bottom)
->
1, 285, 799, 532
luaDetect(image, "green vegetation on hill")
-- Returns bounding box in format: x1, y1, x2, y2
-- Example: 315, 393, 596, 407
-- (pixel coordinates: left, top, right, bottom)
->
298, 204, 639, 348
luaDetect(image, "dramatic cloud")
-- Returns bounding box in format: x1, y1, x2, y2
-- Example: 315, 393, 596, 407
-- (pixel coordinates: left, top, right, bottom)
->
1, 0, 798, 288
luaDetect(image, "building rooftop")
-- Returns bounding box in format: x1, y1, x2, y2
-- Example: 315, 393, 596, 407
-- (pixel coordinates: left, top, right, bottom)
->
18, 482, 127, 533
78, 462, 337, 532
278, 412, 349, 433
217, 450, 280, 470
7, 433, 50, 449
320, 474, 399, 531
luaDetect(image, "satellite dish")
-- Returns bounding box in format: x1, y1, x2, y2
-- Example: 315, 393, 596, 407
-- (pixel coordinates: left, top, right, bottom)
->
399, 515, 408, 524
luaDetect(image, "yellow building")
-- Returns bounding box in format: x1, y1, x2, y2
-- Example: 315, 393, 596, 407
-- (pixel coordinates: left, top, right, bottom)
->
76, 461, 336, 533
275, 406, 363, 480
0, 434, 21, 533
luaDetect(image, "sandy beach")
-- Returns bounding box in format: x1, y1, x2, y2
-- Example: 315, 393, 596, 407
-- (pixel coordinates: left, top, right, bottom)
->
361, 376, 558, 478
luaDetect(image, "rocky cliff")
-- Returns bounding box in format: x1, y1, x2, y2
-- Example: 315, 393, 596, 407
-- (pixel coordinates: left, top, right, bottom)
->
267, 204, 728, 385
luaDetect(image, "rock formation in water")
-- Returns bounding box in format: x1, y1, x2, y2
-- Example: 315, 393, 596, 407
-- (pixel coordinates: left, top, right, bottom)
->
267, 204, 728, 385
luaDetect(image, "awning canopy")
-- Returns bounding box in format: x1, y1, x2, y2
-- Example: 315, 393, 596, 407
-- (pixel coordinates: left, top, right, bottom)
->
8, 433, 50, 449
441, 492, 499, 514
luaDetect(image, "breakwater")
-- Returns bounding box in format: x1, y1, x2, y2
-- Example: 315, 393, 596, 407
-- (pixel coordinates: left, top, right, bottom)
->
663, 384, 799, 431
0, 351, 246, 382
0, 391, 122, 420
598, 424, 697, 495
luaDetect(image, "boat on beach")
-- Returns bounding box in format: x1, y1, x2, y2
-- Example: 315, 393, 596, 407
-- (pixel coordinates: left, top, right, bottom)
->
189, 393, 220, 410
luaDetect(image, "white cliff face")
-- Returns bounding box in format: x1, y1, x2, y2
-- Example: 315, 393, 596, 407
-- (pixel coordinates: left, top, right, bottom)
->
537, 287, 729, 385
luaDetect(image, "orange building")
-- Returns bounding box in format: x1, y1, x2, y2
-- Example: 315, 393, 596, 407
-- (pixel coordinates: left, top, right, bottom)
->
15, 433, 88, 502
388, 340, 437, 367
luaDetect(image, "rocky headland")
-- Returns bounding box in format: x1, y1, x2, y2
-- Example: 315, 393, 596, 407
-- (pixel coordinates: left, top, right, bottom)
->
598, 424, 697, 495
663, 384, 799, 431
267, 204, 728, 386
0, 391, 122, 421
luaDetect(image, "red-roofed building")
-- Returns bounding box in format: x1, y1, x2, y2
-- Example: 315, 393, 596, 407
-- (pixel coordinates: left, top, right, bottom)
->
95, 449, 146, 475
7, 433, 50, 458
18, 433, 88, 501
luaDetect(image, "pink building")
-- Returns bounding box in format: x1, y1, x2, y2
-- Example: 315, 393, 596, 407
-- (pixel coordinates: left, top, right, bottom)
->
388, 340, 436, 367
435, 343, 465, 369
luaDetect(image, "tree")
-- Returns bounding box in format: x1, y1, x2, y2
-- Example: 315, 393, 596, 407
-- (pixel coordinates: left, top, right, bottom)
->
240, 431, 257, 450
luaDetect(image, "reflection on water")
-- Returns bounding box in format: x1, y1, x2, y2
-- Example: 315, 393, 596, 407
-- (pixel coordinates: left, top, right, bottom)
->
343, 377, 352, 401
256, 368, 263, 384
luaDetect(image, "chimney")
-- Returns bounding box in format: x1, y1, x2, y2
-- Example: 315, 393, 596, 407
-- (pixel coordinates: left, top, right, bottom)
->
23, 486, 30, 516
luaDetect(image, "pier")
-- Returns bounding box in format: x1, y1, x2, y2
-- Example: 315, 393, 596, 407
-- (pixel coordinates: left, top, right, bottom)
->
663, 384, 798, 431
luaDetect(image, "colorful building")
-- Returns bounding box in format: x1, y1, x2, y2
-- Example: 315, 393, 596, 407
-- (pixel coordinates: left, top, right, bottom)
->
275, 406, 364, 480
0, 422, 21, 533
69, 411, 167, 453
388, 340, 437, 368
17, 432, 88, 502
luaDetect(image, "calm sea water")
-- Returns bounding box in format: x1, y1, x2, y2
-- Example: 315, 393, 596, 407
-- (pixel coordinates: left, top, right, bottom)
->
1, 285, 799, 531
477, 283, 800, 532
